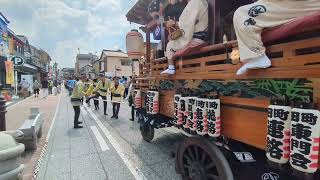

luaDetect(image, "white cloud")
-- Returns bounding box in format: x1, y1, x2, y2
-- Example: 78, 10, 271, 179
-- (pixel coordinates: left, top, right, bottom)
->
87, 0, 121, 11
0, 0, 137, 67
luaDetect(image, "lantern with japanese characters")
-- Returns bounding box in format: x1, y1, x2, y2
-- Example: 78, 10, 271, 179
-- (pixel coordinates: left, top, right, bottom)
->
134, 90, 141, 108
206, 98, 221, 137
146, 91, 159, 114
196, 97, 208, 135
178, 95, 188, 127
266, 105, 292, 164
289, 108, 320, 173
174, 94, 181, 126
183, 96, 197, 131
126, 29, 145, 59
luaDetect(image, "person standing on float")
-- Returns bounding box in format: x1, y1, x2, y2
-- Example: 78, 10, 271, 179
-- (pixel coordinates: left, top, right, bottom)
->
234, 0, 320, 75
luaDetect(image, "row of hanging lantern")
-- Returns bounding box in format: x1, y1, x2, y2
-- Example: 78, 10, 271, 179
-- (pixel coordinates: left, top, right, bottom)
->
174, 90, 221, 137
266, 102, 320, 174
134, 90, 142, 108
145, 90, 159, 114
133, 89, 160, 115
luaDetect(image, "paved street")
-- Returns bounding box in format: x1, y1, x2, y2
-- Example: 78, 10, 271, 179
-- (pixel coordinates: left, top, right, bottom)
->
5, 91, 60, 179
36, 91, 185, 180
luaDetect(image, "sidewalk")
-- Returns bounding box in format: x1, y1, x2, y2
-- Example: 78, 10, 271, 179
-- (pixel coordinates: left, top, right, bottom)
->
36, 93, 136, 180
5, 91, 60, 179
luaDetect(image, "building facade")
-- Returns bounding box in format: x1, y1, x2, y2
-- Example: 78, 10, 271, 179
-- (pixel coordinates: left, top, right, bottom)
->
99, 49, 139, 77
75, 53, 98, 75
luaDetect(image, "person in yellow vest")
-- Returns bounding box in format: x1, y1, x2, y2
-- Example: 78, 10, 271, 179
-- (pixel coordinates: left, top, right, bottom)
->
86, 74, 111, 115
71, 74, 87, 129
84, 79, 94, 106
85, 78, 100, 110
110, 77, 125, 119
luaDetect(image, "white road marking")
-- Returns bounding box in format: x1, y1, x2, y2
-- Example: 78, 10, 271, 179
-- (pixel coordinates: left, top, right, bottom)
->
46, 94, 62, 142
90, 126, 110, 151
85, 106, 147, 180
80, 106, 88, 115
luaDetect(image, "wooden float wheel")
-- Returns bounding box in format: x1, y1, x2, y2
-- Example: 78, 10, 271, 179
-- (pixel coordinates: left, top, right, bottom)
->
176, 137, 234, 180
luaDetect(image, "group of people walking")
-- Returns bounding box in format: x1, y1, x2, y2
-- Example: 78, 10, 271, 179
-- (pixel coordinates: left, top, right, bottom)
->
70, 74, 133, 129
18, 77, 59, 99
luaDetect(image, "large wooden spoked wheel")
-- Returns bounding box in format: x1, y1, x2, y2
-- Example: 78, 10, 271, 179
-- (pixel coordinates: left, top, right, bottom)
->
176, 137, 234, 180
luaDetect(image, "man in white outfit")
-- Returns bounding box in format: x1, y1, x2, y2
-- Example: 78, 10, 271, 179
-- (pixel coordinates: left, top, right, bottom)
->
234, 0, 320, 75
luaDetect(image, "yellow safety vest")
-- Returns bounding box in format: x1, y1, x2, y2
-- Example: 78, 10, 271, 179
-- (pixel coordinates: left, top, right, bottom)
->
95, 79, 111, 96
110, 84, 125, 102
71, 81, 85, 99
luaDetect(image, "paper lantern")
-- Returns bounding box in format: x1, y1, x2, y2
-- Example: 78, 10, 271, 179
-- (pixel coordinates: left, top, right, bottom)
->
134, 90, 141, 108
289, 108, 320, 173
174, 94, 181, 125
207, 98, 221, 137
146, 91, 159, 114
177, 96, 188, 126
126, 29, 145, 59
196, 97, 208, 135
266, 105, 291, 164
183, 96, 197, 130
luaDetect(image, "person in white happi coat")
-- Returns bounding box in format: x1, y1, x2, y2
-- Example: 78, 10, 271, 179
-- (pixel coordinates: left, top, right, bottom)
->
234, 0, 320, 75
148, 0, 208, 75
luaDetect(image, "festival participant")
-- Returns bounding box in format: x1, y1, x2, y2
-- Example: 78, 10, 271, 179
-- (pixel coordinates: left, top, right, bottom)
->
86, 74, 111, 115
71, 74, 86, 129
110, 77, 125, 119
126, 77, 135, 121
148, 0, 208, 75
234, 0, 320, 75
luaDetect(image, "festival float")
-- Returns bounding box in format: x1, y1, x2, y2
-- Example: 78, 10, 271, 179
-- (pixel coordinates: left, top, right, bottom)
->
126, 0, 320, 179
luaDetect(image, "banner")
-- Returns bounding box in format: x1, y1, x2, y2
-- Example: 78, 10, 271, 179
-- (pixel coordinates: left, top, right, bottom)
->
5, 60, 14, 85
0, 18, 9, 58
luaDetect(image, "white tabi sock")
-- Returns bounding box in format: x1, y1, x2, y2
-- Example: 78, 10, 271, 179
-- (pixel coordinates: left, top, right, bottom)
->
236, 55, 271, 75
161, 65, 175, 75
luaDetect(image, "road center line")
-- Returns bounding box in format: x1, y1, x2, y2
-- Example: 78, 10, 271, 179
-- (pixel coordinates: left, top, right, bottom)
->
90, 126, 110, 151
80, 106, 88, 115
84, 106, 147, 180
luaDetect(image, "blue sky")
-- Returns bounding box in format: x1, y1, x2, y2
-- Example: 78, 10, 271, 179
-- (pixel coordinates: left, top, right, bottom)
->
0, 0, 140, 68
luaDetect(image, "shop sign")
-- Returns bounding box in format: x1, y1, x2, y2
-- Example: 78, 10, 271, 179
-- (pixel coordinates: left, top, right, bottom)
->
11, 56, 25, 66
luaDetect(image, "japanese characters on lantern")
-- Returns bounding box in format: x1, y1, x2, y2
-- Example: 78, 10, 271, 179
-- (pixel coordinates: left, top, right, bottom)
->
146, 91, 159, 114
134, 90, 142, 108
178, 96, 188, 126
206, 98, 221, 137
266, 105, 291, 164
174, 94, 181, 125
196, 97, 208, 135
183, 96, 197, 130
290, 108, 320, 173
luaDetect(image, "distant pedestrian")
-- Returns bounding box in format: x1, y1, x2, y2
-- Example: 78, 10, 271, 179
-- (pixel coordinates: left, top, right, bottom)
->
110, 77, 125, 119
48, 80, 53, 94
33, 80, 41, 98
67, 78, 76, 96
126, 77, 134, 121
41, 78, 49, 99
20, 78, 30, 99
123, 77, 130, 98
71, 74, 86, 129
